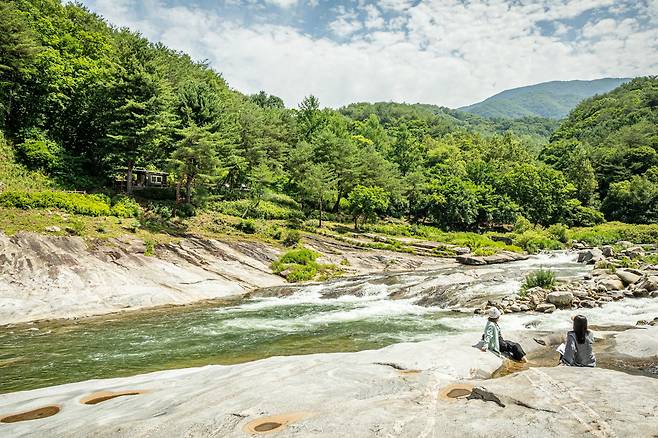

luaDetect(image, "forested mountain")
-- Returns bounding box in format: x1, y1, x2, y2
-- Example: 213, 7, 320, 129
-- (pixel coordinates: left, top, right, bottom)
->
541, 77, 658, 223
460, 78, 631, 119
0, 0, 655, 231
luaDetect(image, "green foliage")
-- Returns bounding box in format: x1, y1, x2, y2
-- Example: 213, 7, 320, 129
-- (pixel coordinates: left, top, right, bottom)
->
512, 230, 562, 254
520, 268, 556, 293
602, 175, 658, 223
347, 185, 389, 229
144, 239, 155, 256
209, 199, 303, 220
0, 133, 54, 191
568, 222, 658, 246
271, 248, 322, 282
16, 135, 63, 172
111, 196, 143, 218
547, 223, 569, 243
282, 229, 302, 247
0, 190, 111, 216
235, 219, 257, 234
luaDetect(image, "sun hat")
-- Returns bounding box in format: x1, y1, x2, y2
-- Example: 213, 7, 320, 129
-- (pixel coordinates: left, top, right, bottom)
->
487, 307, 502, 319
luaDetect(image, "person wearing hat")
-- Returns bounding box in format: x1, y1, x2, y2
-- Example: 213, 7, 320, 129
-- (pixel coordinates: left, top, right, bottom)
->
479, 307, 526, 362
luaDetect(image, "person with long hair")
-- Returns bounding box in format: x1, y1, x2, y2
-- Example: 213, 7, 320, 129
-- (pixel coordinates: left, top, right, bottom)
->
561, 315, 596, 367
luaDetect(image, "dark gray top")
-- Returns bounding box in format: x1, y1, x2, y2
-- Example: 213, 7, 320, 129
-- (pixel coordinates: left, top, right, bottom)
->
562, 331, 596, 367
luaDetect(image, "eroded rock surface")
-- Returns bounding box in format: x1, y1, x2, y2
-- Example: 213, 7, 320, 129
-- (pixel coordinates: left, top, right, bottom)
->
1, 329, 657, 437
0, 232, 284, 324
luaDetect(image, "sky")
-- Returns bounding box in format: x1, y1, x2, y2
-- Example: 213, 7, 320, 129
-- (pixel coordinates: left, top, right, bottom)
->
76, 0, 658, 108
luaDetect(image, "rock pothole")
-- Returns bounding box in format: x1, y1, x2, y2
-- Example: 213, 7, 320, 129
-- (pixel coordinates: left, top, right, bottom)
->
0, 405, 60, 423
438, 383, 474, 400
80, 390, 145, 405
243, 412, 311, 435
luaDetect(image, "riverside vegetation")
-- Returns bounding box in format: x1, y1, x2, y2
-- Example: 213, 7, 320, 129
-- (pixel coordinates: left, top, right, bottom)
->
2, 0, 658, 284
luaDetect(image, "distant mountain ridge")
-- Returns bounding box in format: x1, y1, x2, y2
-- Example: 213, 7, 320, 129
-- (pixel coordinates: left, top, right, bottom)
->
459, 78, 632, 119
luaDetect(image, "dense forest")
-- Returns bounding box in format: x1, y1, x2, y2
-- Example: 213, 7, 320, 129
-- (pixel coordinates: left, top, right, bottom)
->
1, 0, 657, 231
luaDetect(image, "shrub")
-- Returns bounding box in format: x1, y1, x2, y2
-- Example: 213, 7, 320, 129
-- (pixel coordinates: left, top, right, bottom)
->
16, 135, 63, 172
547, 223, 569, 243
283, 229, 302, 247
0, 190, 111, 216
235, 219, 257, 234
513, 216, 533, 233
111, 196, 143, 218
209, 199, 304, 220
271, 247, 321, 282
569, 222, 658, 246
513, 230, 562, 254
521, 268, 556, 293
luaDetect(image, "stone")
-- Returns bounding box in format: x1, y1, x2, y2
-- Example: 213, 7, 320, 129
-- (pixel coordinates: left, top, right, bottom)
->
44, 226, 61, 233
577, 248, 603, 264
572, 289, 589, 299
623, 246, 644, 259
508, 304, 521, 312
637, 276, 658, 292
615, 270, 642, 286
597, 277, 624, 291
535, 303, 556, 313
580, 300, 596, 308
652, 291, 658, 298
609, 292, 625, 301
546, 291, 573, 307
616, 240, 633, 248
572, 242, 585, 250
597, 296, 613, 302
632, 289, 650, 298
455, 255, 486, 266
590, 269, 608, 277
519, 304, 529, 311
601, 245, 615, 257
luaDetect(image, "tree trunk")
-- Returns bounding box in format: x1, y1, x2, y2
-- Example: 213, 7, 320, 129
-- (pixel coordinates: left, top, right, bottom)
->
185, 174, 194, 204
172, 178, 183, 217
332, 190, 343, 213
354, 215, 358, 230
318, 198, 322, 228
126, 161, 134, 194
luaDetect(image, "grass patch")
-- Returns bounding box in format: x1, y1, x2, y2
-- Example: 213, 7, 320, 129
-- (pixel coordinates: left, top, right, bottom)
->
270, 247, 341, 282
520, 268, 556, 294
569, 222, 658, 246
209, 199, 304, 220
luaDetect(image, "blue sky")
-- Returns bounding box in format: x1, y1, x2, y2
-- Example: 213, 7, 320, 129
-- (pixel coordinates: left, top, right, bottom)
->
78, 0, 658, 108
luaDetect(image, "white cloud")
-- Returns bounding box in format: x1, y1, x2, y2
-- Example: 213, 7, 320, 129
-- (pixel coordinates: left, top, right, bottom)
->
328, 6, 363, 37
362, 4, 385, 29
79, 0, 658, 108
263, 0, 299, 8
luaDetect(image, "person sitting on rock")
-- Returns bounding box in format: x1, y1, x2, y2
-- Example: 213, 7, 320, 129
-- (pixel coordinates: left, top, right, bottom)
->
560, 315, 596, 367
479, 307, 527, 362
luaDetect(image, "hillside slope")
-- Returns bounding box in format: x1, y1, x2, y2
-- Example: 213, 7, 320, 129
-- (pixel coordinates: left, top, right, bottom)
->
460, 78, 631, 119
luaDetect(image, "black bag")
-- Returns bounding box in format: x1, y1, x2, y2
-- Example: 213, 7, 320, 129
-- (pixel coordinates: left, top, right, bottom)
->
499, 339, 526, 361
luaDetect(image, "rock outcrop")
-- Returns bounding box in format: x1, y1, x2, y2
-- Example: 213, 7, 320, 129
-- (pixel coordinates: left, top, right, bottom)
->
0, 232, 285, 325
1, 329, 657, 437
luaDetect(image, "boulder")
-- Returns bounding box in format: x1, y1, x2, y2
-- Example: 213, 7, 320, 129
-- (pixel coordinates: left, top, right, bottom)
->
597, 277, 624, 291
580, 300, 597, 308
572, 289, 589, 299
45, 225, 62, 233
601, 245, 615, 257
455, 255, 486, 266
623, 246, 644, 258
637, 276, 658, 292
572, 242, 585, 250
590, 269, 608, 277
615, 269, 642, 286
546, 291, 573, 307
519, 304, 529, 311
508, 304, 521, 313
577, 248, 604, 264
616, 240, 633, 248
632, 289, 650, 298
535, 303, 556, 313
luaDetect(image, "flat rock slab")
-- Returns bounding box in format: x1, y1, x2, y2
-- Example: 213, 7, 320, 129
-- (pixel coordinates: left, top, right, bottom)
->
1, 330, 657, 437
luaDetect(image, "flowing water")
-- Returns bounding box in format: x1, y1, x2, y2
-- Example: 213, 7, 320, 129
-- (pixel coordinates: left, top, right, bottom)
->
2, 252, 657, 394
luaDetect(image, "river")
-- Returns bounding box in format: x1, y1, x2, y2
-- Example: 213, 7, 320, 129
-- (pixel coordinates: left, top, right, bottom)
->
2, 251, 657, 394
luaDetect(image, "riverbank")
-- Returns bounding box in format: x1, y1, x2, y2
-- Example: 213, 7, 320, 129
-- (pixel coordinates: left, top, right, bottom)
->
0, 231, 451, 325
1, 325, 656, 437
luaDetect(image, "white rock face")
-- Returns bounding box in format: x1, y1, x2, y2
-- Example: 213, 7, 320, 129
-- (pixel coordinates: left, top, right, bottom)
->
1, 330, 657, 437
0, 232, 285, 324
